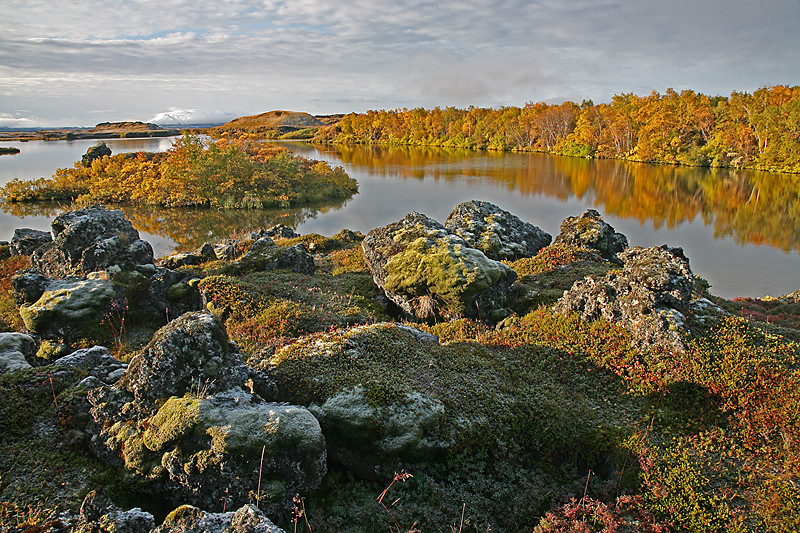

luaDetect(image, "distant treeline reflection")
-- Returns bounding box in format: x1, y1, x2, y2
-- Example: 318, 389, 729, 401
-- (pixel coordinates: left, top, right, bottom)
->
334, 144, 800, 253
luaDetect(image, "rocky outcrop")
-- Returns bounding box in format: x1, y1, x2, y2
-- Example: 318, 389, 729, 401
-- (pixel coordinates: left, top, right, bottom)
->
233, 237, 315, 274
18, 273, 117, 354
10, 228, 52, 256
31, 205, 154, 278
362, 211, 517, 321
553, 209, 628, 261
81, 142, 112, 167
445, 200, 551, 260
0, 332, 36, 373
10, 208, 202, 353
87, 312, 327, 512
153, 504, 285, 533
554, 245, 699, 352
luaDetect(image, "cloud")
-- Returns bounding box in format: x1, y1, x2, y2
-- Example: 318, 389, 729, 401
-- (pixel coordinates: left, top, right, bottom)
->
1, 0, 798, 124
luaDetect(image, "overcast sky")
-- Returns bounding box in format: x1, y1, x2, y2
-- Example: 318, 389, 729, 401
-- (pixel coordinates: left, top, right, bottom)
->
1, 0, 798, 127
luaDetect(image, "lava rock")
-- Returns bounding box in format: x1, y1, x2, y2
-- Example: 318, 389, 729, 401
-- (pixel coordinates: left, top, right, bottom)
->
81, 141, 112, 167
10, 228, 52, 256
31, 205, 154, 278
553, 245, 698, 352
445, 200, 551, 260
553, 209, 628, 261
119, 311, 248, 406
0, 332, 37, 373
362, 212, 517, 321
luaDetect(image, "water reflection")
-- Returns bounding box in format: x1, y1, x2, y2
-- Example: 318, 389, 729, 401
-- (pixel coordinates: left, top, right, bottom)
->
2, 198, 352, 252
307, 144, 799, 254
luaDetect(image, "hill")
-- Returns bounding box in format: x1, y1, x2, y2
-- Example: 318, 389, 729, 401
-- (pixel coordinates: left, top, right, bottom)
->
218, 110, 324, 130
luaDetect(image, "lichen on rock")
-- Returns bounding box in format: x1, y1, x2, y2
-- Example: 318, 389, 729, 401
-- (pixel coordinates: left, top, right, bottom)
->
362, 211, 517, 321
554, 244, 703, 352
445, 199, 551, 260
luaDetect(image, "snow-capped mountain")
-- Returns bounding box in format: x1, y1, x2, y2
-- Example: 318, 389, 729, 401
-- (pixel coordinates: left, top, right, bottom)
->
146, 109, 235, 127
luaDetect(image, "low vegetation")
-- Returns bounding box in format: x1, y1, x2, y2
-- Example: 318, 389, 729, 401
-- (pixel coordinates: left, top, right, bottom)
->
1, 231, 799, 531
0, 134, 357, 208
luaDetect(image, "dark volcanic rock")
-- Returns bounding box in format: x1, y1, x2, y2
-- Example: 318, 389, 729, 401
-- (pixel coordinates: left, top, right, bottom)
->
362, 211, 517, 321
445, 200, 551, 260
87, 312, 326, 512
31, 205, 154, 278
119, 311, 248, 405
234, 237, 315, 274
10, 228, 52, 256
553, 245, 697, 352
11, 269, 50, 305
81, 141, 112, 167
553, 209, 628, 261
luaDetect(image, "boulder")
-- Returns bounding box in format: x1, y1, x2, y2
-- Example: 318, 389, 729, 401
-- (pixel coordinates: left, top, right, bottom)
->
154, 504, 286, 533
0, 332, 36, 373
10, 269, 49, 305
18, 273, 118, 352
81, 141, 112, 167
119, 311, 248, 406
445, 200, 551, 260
553, 209, 628, 261
310, 385, 446, 458
160, 243, 216, 269
553, 245, 698, 352
10, 228, 52, 256
52, 345, 127, 384
234, 238, 315, 274
31, 205, 154, 278
87, 311, 327, 511
362, 212, 517, 321
141, 267, 204, 323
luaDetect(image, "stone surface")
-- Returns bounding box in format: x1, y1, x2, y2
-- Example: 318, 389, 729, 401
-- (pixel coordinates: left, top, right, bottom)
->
31, 205, 154, 278
87, 312, 326, 511
141, 267, 204, 323
119, 311, 248, 405
445, 200, 551, 260
0, 332, 36, 373
18, 274, 118, 348
53, 345, 127, 384
362, 211, 517, 321
81, 141, 112, 167
10, 228, 52, 256
234, 238, 315, 274
553, 209, 628, 261
10, 270, 50, 306
554, 245, 698, 352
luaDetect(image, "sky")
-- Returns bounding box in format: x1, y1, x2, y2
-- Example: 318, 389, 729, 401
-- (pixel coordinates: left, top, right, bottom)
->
1, 0, 799, 127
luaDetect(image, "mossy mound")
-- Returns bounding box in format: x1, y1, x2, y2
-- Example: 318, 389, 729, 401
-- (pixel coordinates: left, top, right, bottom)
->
259, 321, 642, 529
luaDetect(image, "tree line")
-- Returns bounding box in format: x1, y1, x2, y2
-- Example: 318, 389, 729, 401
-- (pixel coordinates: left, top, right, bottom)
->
314, 85, 800, 173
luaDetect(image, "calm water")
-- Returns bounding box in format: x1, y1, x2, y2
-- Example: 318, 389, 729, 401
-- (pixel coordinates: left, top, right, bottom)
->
0, 138, 797, 299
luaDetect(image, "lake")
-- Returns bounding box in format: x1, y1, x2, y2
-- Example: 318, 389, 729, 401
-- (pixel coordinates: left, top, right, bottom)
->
0, 137, 797, 299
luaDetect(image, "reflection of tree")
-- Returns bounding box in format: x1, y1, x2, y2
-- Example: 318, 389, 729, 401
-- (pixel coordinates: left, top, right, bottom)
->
326, 144, 800, 254
0, 199, 351, 252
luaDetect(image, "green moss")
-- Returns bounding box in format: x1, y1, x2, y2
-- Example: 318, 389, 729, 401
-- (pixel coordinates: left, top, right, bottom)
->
142, 396, 202, 452
384, 237, 512, 317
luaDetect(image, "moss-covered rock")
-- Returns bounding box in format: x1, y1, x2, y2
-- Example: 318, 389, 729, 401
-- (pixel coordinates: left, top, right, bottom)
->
0, 332, 36, 373
362, 212, 517, 321
19, 273, 118, 351
554, 245, 707, 352
553, 209, 628, 261
445, 199, 552, 260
